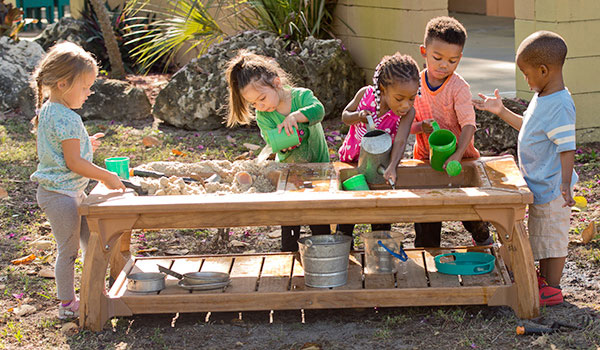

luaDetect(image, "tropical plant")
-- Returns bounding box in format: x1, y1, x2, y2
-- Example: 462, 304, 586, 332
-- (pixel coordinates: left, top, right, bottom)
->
88, 0, 126, 79
123, 0, 350, 73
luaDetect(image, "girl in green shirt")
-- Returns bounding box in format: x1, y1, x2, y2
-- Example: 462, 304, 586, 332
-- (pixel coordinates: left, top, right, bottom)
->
225, 50, 330, 251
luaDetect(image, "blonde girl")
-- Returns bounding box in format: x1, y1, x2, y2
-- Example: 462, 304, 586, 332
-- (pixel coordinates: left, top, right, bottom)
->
225, 50, 330, 252
30, 42, 125, 319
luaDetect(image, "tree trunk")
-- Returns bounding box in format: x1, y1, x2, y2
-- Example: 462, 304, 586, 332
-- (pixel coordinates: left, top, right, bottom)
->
88, 0, 126, 79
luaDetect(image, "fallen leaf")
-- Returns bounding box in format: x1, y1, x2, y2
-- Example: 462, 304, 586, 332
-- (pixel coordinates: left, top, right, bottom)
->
267, 229, 282, 239
11, 254, 36, 265
136, 247, 158, 254
0, 186, 7, 199
234, 151, 250, 161
38, 267, 55, 278
171, 149, 187, 157
0, 284, 5, 290
243, 143, 261, 151
13, 304, 36, 317
29, 239, 53, 251
229, 240, 249, 247
300, 343, 322, 350
165, 248, 189, 256
581, 221, 597, 244
226, 135, 236, 144
61, 322, 79, 335
142, 135, 161, 147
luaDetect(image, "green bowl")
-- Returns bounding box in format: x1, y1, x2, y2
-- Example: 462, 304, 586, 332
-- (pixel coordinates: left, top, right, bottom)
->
342, 174, 370, 191
434, 252, 495, 275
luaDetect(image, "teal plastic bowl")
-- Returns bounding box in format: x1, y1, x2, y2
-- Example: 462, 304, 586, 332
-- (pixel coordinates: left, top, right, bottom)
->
434, 252, 495, 275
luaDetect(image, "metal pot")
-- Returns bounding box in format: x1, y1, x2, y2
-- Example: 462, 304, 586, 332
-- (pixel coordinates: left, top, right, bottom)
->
126, 272, 166, 293
158, 265, 229, 286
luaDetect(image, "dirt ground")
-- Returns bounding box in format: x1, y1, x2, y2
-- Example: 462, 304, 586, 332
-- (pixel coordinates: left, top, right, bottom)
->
1, 76, 599, 349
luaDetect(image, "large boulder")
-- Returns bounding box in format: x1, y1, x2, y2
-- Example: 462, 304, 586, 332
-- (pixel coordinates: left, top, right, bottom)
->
474, 98, 528, 156
34, 17, 90, 52
0, 37, 45, 117
153, 30, 365, 130
76, 78, 151, 121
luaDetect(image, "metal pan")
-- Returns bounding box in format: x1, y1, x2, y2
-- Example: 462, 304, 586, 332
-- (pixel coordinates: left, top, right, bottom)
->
158, 265, 229, 285
177, 279, 230, 291
126, 272, 165, 293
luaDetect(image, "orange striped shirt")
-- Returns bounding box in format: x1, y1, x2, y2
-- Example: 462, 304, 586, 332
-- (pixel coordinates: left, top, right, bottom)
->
413, 70, 480, 161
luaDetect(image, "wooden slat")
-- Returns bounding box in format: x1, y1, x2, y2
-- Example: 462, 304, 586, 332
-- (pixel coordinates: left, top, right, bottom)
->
133, 258, 172, 273
334, 252, 363, 290
200, 256, 233, 273
227, 255, 263, 293
396, 250, 428, 288
108, 258, 135, 298
492, 246, 512, 285
423, 249, 461, 288
258, 255, 293, 292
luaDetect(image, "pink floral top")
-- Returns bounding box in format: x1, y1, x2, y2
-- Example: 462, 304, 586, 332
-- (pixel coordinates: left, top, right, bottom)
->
338, 86, 403, 162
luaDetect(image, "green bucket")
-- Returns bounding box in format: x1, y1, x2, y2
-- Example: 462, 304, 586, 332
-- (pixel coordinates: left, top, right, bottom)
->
342, 174, 370, 191
266, 127, 299, 153
428, 121, 457, 173
105, 157, 130, 179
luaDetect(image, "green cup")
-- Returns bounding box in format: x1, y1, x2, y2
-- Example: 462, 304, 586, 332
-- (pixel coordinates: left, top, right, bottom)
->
267, 127, 300, 153
343, 174, 370, 191
428, 121, 457, 172
105, 157, 130, 179
445, 160, 462, 177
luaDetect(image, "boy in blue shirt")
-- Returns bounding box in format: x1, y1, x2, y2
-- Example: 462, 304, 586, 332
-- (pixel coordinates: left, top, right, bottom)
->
473, 31, 577, 306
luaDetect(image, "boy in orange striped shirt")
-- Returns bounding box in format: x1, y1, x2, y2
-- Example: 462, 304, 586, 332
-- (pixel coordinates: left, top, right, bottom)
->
411, 16, 491, 247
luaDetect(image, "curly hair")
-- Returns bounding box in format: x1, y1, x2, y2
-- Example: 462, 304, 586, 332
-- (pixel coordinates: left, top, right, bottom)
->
424, 16, 467, 47
372, 52, 420, 118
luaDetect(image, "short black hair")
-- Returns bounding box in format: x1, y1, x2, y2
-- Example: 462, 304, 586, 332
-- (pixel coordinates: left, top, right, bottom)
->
424, 16, 467, 48
516, 31, 567, 67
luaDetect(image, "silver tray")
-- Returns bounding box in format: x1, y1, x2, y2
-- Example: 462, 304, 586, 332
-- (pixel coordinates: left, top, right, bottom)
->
177, 279, 230, 291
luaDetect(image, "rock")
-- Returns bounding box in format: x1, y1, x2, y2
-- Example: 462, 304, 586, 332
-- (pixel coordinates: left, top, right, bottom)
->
0, 37, 45, 117
142, 135, 161, 147
475, 98, 528, 157
75, 78, 152, 121
153, 31, 364, 130
13, 304, 36, 317
38, 267, 55, 278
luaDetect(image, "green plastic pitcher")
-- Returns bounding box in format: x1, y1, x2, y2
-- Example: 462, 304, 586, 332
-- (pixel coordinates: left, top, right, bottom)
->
428, 121, 457, 172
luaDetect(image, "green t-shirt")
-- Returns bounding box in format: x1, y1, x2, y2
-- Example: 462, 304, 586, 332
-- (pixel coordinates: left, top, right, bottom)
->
256, 88, 329, 163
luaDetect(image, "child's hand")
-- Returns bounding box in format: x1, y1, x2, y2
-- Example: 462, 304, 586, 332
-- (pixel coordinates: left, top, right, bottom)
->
421, 119, 435, 134
90, 133, 105, 152
383, 165, 397, 186
278, 112, 301, 136
443, 153, 462, 170
472, 89, 504, 115
358, 110, 372, 123
103, 172, 126, 191
560, 183, 575, 207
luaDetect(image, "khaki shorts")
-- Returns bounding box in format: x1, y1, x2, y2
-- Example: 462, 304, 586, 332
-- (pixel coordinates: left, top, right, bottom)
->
528, 195, 571, 260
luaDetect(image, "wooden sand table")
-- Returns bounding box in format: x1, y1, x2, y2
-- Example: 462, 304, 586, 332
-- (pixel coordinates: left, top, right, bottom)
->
78, 155, 538, 331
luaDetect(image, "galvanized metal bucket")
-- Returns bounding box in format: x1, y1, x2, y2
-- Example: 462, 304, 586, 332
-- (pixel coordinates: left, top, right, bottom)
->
298, 235, 352, 288
357, 114, 392, 184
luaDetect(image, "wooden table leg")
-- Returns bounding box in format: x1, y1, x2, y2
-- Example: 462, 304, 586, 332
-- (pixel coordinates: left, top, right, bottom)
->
80, 216, 137, 331
475, 206, 539, 319
109, 230, 132, 282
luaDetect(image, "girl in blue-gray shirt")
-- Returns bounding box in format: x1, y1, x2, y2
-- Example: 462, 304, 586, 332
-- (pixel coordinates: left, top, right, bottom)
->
30, 42, 125, 319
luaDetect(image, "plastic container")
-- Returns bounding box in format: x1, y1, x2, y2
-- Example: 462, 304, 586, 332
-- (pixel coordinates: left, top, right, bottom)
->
266, 127, 299, 153
434, 252, 496, 275
445, 160, 462, 177
428, 121, 457, 172
362, 230, 407, 274
105, 157, 130, 179
298, 235, 352, 288
342, 174, 370, 191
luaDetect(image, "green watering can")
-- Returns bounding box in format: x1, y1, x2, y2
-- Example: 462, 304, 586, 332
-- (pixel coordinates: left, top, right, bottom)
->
428, 121, 462, 177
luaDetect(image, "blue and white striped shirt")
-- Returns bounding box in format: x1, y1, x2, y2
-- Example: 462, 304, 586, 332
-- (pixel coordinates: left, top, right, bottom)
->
518, 89, 578, 204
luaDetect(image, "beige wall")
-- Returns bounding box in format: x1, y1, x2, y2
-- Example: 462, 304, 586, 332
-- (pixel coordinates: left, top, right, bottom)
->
333, 0, 447, 82
515, 0, 600, 142
449, 0, 486, 15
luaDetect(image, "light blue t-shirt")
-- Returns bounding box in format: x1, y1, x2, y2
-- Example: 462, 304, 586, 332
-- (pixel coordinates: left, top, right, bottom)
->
518, 89, 578, 204
30, 102, 93, 197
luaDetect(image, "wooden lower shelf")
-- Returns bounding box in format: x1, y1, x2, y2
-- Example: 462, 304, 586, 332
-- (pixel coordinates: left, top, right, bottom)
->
108, 246, 512, 316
